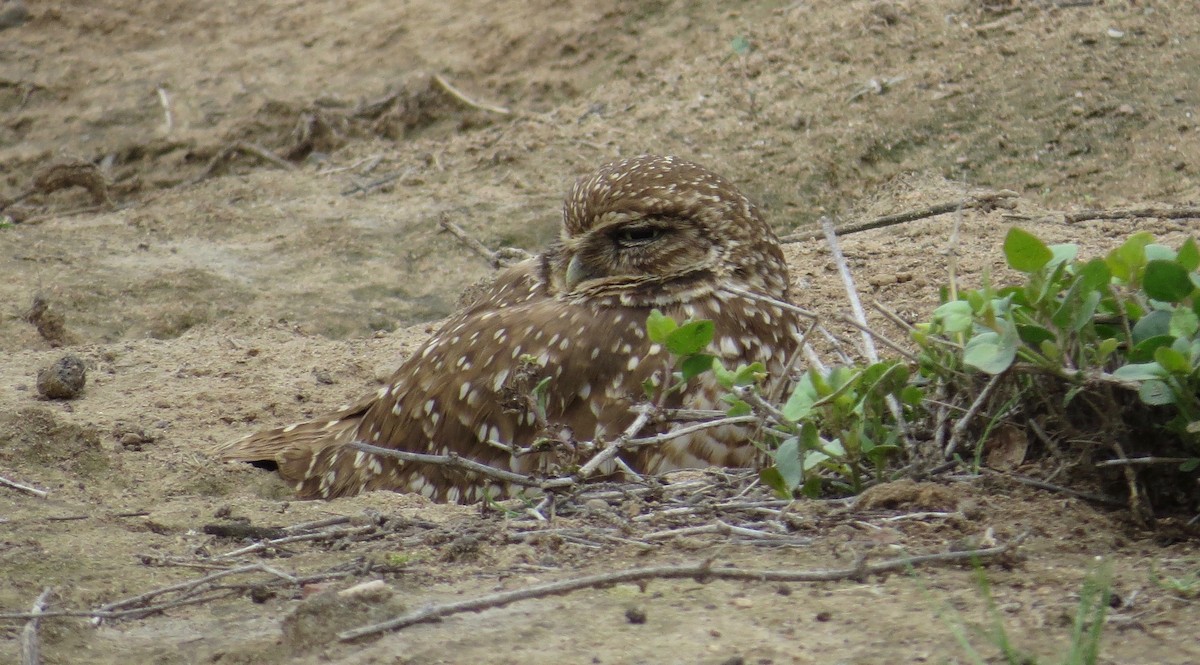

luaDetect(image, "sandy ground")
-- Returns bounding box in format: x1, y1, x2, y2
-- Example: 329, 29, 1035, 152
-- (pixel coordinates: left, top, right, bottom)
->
2, 1, 1199, 663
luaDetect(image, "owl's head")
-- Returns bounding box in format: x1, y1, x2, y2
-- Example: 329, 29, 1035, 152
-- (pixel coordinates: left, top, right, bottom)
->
549, 155, 790, 302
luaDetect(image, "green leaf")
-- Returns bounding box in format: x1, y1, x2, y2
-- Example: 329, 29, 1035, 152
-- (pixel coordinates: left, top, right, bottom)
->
725, 398, 751, 417
782, 379, 816, 422
712, 361, 736, 389
680, 354, 716, 382
1068, 290, 1103, 333
731, 361, 767, 387
646, 309, 676, 344
802, 449, 831, 472
641, 377, 657, 400
1154, 346, 1191, 375
1077, 257, 1113, 292
772, 437, 802, 492
900, 385, 924, 406
799, 476, 823, 499
1096, 338, 1120, 364
1171, 304, 1200, 336
1132, 310, 1173, 344
1003, 227, 1053, 273
1048, 243, 1079, 267
1016, 324, 1056, 347
1180, 458, 1200, 473
759, 467, 790, 498
933, 300, 973, 333
1129, 335, 1174, 363
731, 35, 751, 56
1145, 244, 1177, 261
1139, 379, 1175, 406
964, 330, 1017, 374
665, 320, 714, 356
1177, 237, 1200, 272
1112, 362, 1167, 381
1143, 260, 1194, 302
1106, 231, 1153, 282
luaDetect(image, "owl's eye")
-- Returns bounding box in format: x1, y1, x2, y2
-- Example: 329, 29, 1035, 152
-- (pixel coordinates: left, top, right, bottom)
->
613, 225, 663, 247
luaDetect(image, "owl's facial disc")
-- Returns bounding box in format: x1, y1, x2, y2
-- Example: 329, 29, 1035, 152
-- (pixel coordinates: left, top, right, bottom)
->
560, 212, 716, 291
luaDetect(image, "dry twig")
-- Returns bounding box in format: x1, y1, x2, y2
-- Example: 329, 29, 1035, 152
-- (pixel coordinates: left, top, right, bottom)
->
821, 217, 913, 447
0, 475, 49, 498
1062, 206, 1200, 224
339, 540, 1018, 641
437, 215, 533, 267
779, 190, 1018, 243
944, 373, 1003, 458
432, 73, 511, 115
188, 141, 295, 186
19, 588, 52, 665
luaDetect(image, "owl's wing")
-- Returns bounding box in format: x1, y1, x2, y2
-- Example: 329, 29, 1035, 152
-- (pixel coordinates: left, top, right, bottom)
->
311, 296, 672, 502
215, 272, 668, 502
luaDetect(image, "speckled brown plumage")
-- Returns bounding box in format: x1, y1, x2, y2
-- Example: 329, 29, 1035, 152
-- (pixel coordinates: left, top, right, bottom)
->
215, 155, 802, 503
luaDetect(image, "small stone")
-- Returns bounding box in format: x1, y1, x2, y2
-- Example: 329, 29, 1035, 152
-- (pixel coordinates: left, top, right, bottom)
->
731, 597, 753, 608
36, 354, 87, 400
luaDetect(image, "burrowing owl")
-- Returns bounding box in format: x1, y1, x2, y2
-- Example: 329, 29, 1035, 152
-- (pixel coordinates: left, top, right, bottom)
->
216, 155, 802, 502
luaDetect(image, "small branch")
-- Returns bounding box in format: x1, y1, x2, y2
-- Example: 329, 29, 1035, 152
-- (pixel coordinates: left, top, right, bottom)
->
187, 141, 296, 186
216, 524, 377, 558
19, 588, 52, 665
437, 215, 533, 268
155, 85, 174, 134
432, 73, 511, 115
979, 470, 1126, 507
822, 216, 877, 362
1094, 456, 1194, 468
438, 216, 501, 267
575, 408, 654, 479
0, 475, 49, 498
719, 285, 919, 364
779, 191, 1018, 243
1062, 207, 1200, 224
0, 567, 363, 623
338, 541, 1018, 641
822, 217, 913, 448
944, 373, 1003, 458
97, 564, 286, 613
233, 142, 296, 171
350, 440, 545, 488
620, 415, 761, 451
340, 171, 406, 196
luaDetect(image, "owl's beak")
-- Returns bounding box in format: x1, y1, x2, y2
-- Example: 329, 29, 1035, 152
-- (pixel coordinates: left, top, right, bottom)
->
564, 255, 593, 291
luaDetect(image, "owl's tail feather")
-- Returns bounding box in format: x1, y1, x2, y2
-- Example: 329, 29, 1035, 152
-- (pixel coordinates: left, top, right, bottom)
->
213, 400, 372, 499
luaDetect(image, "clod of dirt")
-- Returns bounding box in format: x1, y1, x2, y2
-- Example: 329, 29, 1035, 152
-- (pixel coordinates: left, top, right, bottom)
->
23, 295, 73, 347
280, 584, 406, 654
31, 160, 113, 207
36, 354, 87, 399
0, 1, 29, 30
0, 406, 113, 480
624, 607, 647, 624
855, 479, 958, 512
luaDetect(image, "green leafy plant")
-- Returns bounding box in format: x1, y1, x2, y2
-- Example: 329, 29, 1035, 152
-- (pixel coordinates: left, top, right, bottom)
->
645, 309, 911, 498
761, 360, 914, 497
640, 228, 1200, 513
917, 229, 1200, 458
